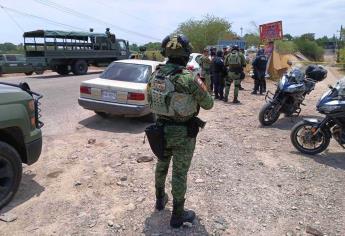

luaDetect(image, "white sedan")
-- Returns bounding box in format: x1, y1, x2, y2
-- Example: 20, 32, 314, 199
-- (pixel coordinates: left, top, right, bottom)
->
78, 59, 161, 122
186, 53, 202, 76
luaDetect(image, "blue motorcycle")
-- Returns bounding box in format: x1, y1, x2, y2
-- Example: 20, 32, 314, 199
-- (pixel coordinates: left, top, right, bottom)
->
259, 66, 322, 126
291, 78, 345, 155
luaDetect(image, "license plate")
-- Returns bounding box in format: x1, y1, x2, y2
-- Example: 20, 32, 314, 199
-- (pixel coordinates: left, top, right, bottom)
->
102, 90, 116, 101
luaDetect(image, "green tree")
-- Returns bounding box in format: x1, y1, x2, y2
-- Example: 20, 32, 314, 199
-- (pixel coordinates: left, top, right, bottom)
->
243, 33, 260, 47
283, 34, 293, 41
175, 15, 235, 52
142, 42, 161, 51
300, 33, 315, 41
129, 43, 139, 52
294, 37, 324, 61
0, 43, 17, 52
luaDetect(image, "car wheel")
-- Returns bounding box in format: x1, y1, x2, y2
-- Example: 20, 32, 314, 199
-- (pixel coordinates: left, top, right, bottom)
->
72, 60, 88, 75
0, 141, 22, 209
95, 111, 110, 118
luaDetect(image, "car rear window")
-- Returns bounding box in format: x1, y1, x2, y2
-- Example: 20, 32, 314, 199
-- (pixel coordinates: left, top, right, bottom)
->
100, 62, 152, 83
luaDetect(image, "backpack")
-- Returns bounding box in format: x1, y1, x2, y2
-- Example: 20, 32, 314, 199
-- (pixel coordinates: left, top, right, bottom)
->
226, 51, 242, 68
150, 70, 197, 117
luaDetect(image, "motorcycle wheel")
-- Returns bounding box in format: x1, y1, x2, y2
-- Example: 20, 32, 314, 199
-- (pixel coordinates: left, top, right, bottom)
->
258, 102, 280, 126
290, 121, 330, 155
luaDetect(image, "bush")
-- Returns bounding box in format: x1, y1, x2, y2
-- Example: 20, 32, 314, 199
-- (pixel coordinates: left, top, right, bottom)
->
275, 40, 297, 54
339, 48, 345, 69
294, 39, 324, 61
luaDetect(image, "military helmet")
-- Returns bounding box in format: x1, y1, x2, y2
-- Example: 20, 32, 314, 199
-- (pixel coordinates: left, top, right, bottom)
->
257, 48, 265, 55
161, 34, 192, 58
232, 45, 239, 51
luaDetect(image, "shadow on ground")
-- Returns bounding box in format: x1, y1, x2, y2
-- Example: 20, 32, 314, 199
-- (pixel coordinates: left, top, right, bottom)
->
0, 172, 45, 213
79, 114, 151, 134
143, 210, 209, 236
291, 150, 345, 170
261, 115, 324, 131
29, 71, 102, 80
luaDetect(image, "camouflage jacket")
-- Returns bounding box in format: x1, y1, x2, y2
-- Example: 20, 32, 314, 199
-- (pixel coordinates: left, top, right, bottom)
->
147, 63, 214, 122
197, 55, 212, 75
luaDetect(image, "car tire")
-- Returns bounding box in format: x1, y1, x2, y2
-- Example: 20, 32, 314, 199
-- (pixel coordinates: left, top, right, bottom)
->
56, 65, 69, 75
95, 111, 110, 118
0, 141, 22, 210
25, 71, 33, 76
72, 60, 88, 75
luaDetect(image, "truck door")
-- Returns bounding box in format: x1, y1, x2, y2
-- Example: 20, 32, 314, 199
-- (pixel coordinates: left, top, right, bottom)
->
117, 40, 129, 59
4, 55, 21, 73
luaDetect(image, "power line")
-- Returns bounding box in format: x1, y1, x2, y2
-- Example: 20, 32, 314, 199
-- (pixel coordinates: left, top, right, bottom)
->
1, 5, 25, 33
0, 4, 85, 31
32, 0, 161, 41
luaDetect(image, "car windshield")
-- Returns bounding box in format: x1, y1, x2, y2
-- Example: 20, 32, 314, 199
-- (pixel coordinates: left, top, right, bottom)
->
100, 62, 152, 83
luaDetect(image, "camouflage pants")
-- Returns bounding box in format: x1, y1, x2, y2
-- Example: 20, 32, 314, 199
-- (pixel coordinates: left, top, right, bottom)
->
155, 125, 196, 202
224, 72, 241, 100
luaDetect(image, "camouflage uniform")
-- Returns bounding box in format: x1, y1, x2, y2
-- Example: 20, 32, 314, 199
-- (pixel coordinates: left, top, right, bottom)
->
197, 55, 212, 93
224, 50, 246, 102
147, 63, 213, 203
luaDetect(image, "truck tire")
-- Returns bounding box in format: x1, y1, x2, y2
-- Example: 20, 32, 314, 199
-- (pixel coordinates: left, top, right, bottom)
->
56, 65, 69, 75
72, 60, 88, 75
25, 71, 33, 76
0, 141, 22, 209
35, 70, 44, 75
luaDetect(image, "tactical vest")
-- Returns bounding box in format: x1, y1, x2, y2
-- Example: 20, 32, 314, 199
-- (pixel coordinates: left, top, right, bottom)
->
227, 52, 242, 69
150, 71, 197, 118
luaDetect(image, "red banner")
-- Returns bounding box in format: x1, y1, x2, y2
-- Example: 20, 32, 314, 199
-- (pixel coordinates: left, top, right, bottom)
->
259, 21, 283, 41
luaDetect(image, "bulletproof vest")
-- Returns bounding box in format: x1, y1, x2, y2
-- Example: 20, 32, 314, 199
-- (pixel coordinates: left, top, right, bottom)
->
257, 56, 267, 70
227, 52, 242, 69
201, 56, 211, 71
150, 71, 198, 118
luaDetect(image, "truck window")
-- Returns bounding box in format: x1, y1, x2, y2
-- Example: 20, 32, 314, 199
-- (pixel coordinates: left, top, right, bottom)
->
118, 41, 127, 50
0, 55, 4, 61
5, 55, 17, 61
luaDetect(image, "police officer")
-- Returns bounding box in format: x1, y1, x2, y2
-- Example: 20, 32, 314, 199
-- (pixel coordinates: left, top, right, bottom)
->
224, 45, 246, 103
147, 34, 214, 228
251, 49, 268, 95
212, 50, 226, 100
197, 48, 212, 93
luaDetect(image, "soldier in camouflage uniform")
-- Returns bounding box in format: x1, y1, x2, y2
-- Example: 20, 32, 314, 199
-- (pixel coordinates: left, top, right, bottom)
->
224, 45, 246, 103
147, 34, 214, 228
197, 48, 212, 93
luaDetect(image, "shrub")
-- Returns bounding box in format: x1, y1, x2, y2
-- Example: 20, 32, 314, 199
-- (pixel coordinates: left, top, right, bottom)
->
294, 39, 324, 61
275, 40, 297, 54
339, 48, 345, 69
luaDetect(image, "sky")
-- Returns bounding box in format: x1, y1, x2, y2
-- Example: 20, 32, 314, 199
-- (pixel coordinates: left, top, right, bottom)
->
0, 0, 344, 45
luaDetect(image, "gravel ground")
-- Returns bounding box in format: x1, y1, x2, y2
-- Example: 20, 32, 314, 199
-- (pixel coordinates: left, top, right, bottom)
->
0, 67, 344, 236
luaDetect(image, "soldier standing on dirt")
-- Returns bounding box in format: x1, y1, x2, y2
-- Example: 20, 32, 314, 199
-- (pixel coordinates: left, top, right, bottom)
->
197, 48, 212, 93
224, 45, 246, 103
251, 49, 268, 95
146, 34, 214, 228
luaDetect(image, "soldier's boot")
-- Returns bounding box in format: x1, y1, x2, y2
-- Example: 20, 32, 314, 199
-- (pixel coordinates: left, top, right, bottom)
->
155, 188, 169, 211
170, 199, 196, 228
233, 96, 240, 104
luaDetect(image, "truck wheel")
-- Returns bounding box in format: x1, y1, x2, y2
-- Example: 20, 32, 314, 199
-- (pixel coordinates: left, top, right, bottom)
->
56, 65, 69, 75
0, 141, 22, 209
35, 70, 44, 75
25, 71, 33, 76
72, 60, 88, 75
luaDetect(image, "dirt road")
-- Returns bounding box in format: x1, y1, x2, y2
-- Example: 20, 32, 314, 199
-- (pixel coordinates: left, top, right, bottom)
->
0, 68, 344, 236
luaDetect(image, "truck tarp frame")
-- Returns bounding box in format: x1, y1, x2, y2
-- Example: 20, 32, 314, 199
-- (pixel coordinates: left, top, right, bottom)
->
23, 30, 105, 41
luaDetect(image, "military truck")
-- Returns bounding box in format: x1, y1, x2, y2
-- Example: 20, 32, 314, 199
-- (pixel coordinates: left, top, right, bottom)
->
0, 82, 43, 209
23, 28, 131, 76
0, 54, 43, 76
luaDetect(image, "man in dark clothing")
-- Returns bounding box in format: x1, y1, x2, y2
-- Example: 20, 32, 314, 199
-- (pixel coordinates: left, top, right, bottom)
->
212, 50, 226, 100
209, 48, 216, 93
251, 49, 268, 95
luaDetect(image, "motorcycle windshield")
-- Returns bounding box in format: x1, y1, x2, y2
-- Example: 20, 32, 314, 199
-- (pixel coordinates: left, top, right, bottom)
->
334, 78, 345, 97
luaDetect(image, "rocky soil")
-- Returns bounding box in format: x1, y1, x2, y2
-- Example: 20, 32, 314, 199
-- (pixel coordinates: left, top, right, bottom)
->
0, 67, 344, 236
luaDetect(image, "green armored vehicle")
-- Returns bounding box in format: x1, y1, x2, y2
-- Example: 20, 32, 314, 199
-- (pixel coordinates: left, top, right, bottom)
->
0, 82, 43, 209
0, 54, 42, 76
24, 28, 131, 76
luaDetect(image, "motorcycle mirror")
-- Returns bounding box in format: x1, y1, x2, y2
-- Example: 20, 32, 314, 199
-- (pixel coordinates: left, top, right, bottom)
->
328, 84, 334, 90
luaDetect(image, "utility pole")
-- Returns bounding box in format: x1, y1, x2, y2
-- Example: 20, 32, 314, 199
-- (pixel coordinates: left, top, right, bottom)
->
240, 27, 243, 38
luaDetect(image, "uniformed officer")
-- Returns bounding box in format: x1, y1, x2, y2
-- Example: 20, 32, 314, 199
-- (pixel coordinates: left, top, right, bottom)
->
147, 34, 214, 228
252, 49, 268, 95
197, 48, 212, 93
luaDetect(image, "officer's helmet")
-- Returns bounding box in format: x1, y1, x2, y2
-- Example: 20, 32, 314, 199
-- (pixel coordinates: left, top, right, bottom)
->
161, 34, 192, 59
232, 45, 239, 51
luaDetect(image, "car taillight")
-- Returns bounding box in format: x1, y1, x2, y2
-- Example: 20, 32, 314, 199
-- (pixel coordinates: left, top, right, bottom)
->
127, 92, 145, 101
80, 86, 91, 94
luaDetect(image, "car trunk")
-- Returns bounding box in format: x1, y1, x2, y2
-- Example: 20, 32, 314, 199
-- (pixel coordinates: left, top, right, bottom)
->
80, 78, 147, 106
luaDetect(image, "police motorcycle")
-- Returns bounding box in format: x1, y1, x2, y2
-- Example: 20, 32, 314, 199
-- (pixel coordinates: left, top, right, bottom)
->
258, 65, 327, 126
290, 78, 345, 155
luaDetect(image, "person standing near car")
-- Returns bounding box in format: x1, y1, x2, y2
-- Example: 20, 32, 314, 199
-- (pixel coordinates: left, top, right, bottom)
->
212, 50, 226, 100
251, 48, 267, 95
224, 45, 246, 103
197, 48, 212, 93
146, 34, 214, 228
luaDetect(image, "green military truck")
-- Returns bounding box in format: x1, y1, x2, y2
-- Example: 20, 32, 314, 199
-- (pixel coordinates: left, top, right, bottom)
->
0, 54, 43, 76
23, 28, 131, 76
0, 82, 43, 209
